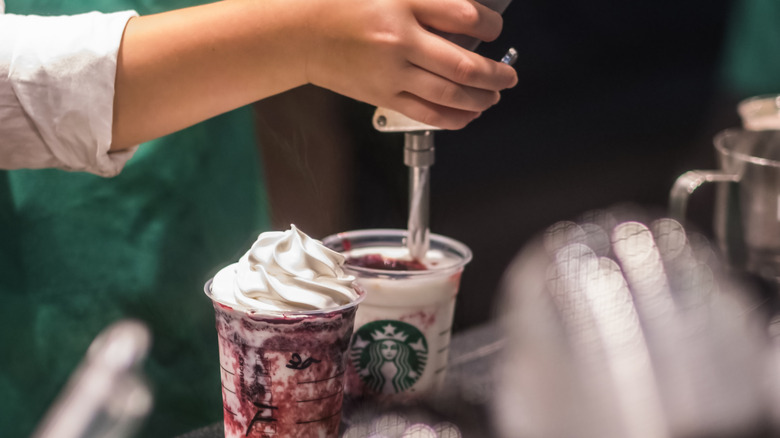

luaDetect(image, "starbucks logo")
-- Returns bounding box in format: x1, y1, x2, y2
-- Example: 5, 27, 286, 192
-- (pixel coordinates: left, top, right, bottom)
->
351, 320, 428, 394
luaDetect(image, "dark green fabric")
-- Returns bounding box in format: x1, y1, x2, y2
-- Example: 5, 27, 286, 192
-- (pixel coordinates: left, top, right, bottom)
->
721, 0, 780, 96
1, 2, 271, 437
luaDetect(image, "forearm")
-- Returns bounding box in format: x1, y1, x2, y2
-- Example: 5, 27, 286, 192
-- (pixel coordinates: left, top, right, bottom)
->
112, 0, 309, 150
112, 0, 517, 150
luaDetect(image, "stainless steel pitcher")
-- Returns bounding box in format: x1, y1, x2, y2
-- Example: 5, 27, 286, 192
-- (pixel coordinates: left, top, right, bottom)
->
670, 128, 780, 281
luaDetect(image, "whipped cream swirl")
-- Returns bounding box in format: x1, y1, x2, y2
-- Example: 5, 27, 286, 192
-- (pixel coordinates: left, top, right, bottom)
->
211, 225, 358, 312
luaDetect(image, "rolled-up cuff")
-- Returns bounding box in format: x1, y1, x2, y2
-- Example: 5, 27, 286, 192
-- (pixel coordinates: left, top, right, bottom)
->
5, 10, 139, 177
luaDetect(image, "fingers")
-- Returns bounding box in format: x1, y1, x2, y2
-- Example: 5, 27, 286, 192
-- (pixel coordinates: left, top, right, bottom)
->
390, 92, 482, 130
407, 35, 518, 91
405, 0, 516, 91
411, 0, 503, 43
404, 66, 500, 112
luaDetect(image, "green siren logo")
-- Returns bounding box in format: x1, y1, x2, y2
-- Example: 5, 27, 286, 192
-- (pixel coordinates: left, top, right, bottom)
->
351, 320, 428, 394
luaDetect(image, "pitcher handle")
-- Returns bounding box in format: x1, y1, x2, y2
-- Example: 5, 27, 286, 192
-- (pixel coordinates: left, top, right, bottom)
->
669, 170, 739, 222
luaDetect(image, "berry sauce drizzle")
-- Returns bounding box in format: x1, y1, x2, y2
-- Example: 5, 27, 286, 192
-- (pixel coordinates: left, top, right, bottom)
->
346, 254, 427, 271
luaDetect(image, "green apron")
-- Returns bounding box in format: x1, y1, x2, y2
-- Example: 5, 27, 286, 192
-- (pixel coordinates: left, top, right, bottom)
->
721, 0, 780, 96
1, 2, 271, 437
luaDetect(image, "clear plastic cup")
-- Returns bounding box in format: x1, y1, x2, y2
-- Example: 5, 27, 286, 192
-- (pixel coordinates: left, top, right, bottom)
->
204, 279, 364, 438
322, 229, 472, 402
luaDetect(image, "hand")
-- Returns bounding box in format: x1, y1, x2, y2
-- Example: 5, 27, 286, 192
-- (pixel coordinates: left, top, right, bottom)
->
112, 0, 517, 150
301, 0, 518, 129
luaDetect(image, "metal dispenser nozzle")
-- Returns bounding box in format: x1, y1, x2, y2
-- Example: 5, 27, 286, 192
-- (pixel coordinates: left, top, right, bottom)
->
371, 47, 517, 260
373, 108, 439, 260
405, 131, 435, 260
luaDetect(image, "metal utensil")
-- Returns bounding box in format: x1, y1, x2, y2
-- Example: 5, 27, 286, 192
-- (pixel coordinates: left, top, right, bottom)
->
32, 319, 153, 438
372, 48, 518, 260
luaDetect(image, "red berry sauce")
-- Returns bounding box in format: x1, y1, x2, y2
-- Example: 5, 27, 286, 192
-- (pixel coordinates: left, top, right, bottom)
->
346, 254, 428, 271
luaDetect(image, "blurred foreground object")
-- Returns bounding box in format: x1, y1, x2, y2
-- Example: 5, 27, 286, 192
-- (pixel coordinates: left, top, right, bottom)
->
32, 319, 153, 438
493, 208, 779, 438
739, 94, 780, 130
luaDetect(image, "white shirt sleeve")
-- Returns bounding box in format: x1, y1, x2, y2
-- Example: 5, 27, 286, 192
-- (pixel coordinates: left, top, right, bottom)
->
0, 8, 139, 177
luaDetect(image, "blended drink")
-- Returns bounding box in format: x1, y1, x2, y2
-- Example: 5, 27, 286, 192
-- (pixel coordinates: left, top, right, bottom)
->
322, 229, 471, 403
205, 226, 363, 438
